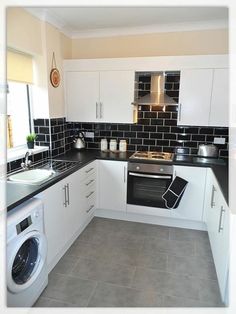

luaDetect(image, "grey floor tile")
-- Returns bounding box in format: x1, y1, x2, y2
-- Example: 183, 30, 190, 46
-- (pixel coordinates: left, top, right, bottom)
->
163, 295, 217, 307
71, 257, 136, 287
41, 272, 97, 306
169, 227, 208, 242
198, 278, 224, 307
167, 255, 217, 280
34, 296, 74, 307
195, 237, 214, 261
142, 237, 194, 257
79, 227, 144, 250
88, 282, 163, 307
52, 254, 78, 276
131, 267, 199, 300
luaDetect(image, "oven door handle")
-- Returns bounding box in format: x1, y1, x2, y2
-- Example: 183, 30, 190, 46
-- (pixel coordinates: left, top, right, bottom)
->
129, 172, 172, 179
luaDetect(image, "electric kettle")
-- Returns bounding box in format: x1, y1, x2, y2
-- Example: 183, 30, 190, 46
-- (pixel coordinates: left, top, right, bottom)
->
73, 131, 86, 150
197, 144, 218, 157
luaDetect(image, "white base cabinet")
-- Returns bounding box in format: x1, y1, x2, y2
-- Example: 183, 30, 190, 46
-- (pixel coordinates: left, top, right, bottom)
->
41, 161, 97, 271
172, 166, 207, 221
98, 160, 127, 212
205, 169, 229, 303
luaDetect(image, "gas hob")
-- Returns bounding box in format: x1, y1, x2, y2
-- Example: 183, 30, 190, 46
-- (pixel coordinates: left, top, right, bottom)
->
129, 151, 174, 162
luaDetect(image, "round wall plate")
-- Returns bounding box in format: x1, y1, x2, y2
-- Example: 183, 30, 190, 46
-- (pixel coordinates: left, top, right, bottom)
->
50, 68, 60, 88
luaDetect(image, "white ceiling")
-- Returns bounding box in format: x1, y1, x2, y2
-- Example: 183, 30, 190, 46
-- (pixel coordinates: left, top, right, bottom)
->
25, 7, 228, 38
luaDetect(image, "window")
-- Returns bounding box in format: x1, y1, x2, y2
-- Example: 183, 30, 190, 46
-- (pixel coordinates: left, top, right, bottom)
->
7, 49, 34, 149
7, 81, 33, 148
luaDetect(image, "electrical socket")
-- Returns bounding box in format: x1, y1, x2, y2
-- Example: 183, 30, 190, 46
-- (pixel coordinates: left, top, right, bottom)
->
213, 137, 225, 145
84, 131, 94, 138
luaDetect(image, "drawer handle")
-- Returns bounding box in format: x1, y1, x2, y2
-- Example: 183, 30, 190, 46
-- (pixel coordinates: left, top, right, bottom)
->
86, 179, 95, 186
86, 204, 95, 213
63, 185, 67, 207
211, 185, 216, 208
86, 191, 95, 198
218, 206, 226, 233
85, 167, 94, 174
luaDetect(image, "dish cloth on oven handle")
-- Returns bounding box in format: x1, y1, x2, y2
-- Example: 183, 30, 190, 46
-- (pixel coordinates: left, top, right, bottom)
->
162, 176, 188, 209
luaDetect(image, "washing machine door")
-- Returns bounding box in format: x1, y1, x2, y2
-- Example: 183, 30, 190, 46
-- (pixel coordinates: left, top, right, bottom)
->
7, 230, 47, 294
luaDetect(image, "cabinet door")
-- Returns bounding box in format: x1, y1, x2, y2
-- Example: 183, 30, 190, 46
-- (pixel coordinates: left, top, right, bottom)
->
178, 69, 213, 126
99, 71, 135, 123
41, 178, 68, 267
173, 166, 207, 221
66, 170, 84, 238
98, 160, 127, 211
65, 71, 99, 122
209, 68, 229, 127
214, 196, 229, 301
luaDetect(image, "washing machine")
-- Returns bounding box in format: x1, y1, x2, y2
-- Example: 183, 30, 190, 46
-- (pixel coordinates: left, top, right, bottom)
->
7, 198, 48, 307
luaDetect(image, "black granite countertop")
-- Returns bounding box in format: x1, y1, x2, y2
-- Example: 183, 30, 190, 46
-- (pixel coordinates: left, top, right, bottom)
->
7, 149, 228, 211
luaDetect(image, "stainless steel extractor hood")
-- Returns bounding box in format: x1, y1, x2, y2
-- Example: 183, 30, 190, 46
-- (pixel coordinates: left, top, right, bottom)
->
134, 72, 177, 106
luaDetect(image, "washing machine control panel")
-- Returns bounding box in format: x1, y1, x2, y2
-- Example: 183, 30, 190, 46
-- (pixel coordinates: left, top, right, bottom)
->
16, 215, 32, 234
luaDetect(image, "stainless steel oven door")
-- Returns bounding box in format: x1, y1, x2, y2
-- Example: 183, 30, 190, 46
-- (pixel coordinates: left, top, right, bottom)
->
127, 170, 172, 208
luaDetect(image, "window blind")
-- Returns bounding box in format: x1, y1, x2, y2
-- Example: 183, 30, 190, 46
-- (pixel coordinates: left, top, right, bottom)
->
7, 50, 33, 84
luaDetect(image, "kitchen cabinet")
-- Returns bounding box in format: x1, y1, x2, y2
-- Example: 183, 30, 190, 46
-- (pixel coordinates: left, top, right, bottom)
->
205, 169, 229, 303
65, 71, 99, 122
178, 68, 228, 127
178, 69, 213, 126
172, 166, 207, 221
64, 70, 135, 123
98, 160, 127, 212
41, 161, 97, 271
209, 69, 229, 127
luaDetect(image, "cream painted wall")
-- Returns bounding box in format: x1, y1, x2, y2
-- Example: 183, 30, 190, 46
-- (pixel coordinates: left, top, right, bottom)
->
45, 22, 65, 118
61, 33, 72, 59
71, 29, 228, 59
7, 8, 42, 56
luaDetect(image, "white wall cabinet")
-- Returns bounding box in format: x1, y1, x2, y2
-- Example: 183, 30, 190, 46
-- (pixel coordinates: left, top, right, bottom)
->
98, 160, 127, 212
65, 71, 99, 122
178, 68, 228, 127
65, 70, 135, 123
209, 69, 229, 127
205, 169, 229, 303
178, 69, 213, 126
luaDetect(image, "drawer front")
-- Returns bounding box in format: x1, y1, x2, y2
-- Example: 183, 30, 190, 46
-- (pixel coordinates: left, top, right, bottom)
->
85, 194, 96, 215
81, 161, 96, 179
83, 172, 96, 189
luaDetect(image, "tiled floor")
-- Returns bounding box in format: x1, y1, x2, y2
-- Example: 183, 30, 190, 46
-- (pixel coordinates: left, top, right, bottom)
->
35, 217, 224, 307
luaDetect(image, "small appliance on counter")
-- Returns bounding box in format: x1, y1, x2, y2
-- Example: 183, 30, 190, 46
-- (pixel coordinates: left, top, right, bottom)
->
73, 131, 86, 150
197, 144, 219, 158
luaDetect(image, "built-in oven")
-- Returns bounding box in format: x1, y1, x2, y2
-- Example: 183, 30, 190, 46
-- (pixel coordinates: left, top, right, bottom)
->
127, 162, 173, 208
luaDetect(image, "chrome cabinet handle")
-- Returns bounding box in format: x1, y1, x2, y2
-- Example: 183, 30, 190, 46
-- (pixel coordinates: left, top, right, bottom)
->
86, 191, 95, 198
86, 204, 95, 213
218, 206, 226, 233
63, 185, 67, 207
124, 166, 126, 183
100, 102, 103, 118
178, 103, 182, 122
66, 183, 70, 205
211, 185, 216, 208
129, 172, 172, 180
86, 179, 95, 186
96, 102, 99, 119
85, 167, 94, 174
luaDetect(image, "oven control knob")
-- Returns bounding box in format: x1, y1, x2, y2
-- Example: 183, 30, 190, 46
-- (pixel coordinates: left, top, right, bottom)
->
34, 211, 39, 218
136, 166, 140, 170
160, 168, 164, 172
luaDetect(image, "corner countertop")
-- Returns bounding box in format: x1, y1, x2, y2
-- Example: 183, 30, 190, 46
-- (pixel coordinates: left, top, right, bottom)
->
7, 149, 228, 211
